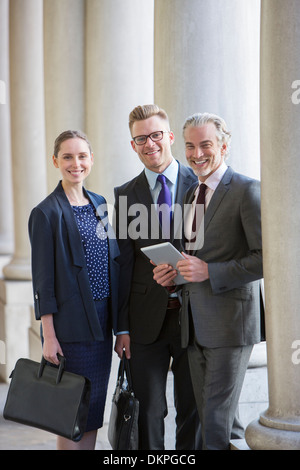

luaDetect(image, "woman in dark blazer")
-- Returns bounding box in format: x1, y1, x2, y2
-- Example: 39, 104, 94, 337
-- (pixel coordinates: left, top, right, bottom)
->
28, 130, 120, 450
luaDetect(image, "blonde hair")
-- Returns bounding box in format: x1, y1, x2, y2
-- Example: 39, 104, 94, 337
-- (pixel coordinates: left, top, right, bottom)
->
129, 104, 170, 135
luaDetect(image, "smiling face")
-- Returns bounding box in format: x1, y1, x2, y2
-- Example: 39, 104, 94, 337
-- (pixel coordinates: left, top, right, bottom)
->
52, 137, 94, 186
184, 122, 227, 181
130, 115, 174, 173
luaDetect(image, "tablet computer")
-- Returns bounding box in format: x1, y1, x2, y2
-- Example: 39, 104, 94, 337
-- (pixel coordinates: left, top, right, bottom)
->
141, 242, 189, 284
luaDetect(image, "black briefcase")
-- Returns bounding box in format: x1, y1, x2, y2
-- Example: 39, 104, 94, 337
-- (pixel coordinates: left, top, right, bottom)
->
108, 355, 139, 450
3, 354, 91, 442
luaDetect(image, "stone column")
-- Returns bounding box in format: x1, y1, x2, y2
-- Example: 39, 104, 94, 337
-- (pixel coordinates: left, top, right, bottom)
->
84, 0, 154, 427
154, 0, 261, 180
245, 0, 300, 450
0, 0, 13, 257
85, 0, 154, 207
44, 0, 85, 192
0, 0, 47, 381
3, 0, 47, 280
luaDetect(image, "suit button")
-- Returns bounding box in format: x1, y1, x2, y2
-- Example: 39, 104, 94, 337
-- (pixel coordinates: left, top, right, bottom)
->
185, 291, 189, 296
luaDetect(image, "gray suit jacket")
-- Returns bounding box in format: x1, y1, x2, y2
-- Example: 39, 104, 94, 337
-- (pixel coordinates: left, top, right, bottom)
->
180, 166, 263, 348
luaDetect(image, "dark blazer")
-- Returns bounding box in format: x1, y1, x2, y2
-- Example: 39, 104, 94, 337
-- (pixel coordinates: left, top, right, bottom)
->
180, 166, 263, 348
114, 162, 197, 344
28, 181, 120, 342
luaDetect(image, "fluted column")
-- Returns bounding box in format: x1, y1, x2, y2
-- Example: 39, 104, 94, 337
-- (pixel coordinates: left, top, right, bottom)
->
44, 0, 85, 192
245, 0, 300, 450
85, 0, 154, 206
154, 0, 261, 180
0, 0, 13, 256
3, 0, 47, 280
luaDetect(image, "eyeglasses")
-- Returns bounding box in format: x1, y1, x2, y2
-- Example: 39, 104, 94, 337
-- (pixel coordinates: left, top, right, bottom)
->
132, 131, 170, 145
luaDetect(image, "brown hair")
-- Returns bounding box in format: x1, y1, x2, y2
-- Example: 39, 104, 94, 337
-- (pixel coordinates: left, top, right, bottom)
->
128, 104, 170, 135
53, 130, 92, 157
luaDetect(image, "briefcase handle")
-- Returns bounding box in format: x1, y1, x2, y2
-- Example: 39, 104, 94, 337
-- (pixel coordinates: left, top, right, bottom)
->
117, 354, 133, 391
38, 353, 66, 385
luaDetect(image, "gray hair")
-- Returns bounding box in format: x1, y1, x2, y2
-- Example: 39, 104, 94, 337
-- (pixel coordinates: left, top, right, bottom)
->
183, 112, 231, 157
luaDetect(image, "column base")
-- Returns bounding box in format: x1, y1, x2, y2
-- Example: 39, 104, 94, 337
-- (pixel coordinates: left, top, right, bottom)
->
245, 418, 300, 450
2, 257, 31, 280
0, 279, 32, 381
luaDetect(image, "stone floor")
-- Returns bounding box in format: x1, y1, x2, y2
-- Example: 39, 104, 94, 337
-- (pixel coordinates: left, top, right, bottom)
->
0, 344, 268, 451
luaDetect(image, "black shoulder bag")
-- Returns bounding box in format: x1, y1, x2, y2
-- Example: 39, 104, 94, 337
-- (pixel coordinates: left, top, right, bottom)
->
108, 354, 139, 450
3, 354, 91, 442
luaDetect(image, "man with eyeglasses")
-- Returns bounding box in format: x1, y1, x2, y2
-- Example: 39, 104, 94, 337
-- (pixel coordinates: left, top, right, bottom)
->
114, 104, 201, 450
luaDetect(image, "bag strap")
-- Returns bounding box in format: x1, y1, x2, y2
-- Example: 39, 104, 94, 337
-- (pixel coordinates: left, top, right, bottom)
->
117, 354, 133, 391
123, 355, 133, 390
38, 353, 66, 385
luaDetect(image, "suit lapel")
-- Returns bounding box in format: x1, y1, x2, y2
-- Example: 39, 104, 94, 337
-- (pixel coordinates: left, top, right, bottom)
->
55, 182, 120, 267
204, 166, 233, 232
173, 167, 197, 245
54, 182, 85, 268
134, 171, 155, 207
131, 171, 163, 243
181, 167, 233, 254
175, 163, 196, 206
87, 189, 120, 260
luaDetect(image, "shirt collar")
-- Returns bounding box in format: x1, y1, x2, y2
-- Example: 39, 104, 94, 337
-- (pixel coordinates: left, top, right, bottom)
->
202, 161, 228, 191
145, 158, 178, 190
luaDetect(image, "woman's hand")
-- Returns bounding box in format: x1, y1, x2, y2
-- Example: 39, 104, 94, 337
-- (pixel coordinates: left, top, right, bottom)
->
41, 313, 63, 365
42, 336, 63, 365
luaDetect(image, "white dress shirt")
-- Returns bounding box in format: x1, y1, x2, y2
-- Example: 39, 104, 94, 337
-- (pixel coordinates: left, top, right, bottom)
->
185, 162, 228, 241
144, 158, 179, 207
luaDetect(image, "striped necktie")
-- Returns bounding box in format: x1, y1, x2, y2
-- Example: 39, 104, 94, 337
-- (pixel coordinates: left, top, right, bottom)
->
191, 183, 207, 238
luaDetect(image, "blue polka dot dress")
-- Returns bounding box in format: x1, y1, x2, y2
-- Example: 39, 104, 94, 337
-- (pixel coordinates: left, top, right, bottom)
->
59, 203, 112, 432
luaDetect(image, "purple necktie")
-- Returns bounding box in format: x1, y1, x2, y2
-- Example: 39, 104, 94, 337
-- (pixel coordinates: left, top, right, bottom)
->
157, 174, 172, 235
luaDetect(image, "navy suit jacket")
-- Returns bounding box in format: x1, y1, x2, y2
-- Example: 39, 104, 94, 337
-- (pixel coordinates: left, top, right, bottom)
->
28, 181, 120, 342
114, 162, 197, 344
